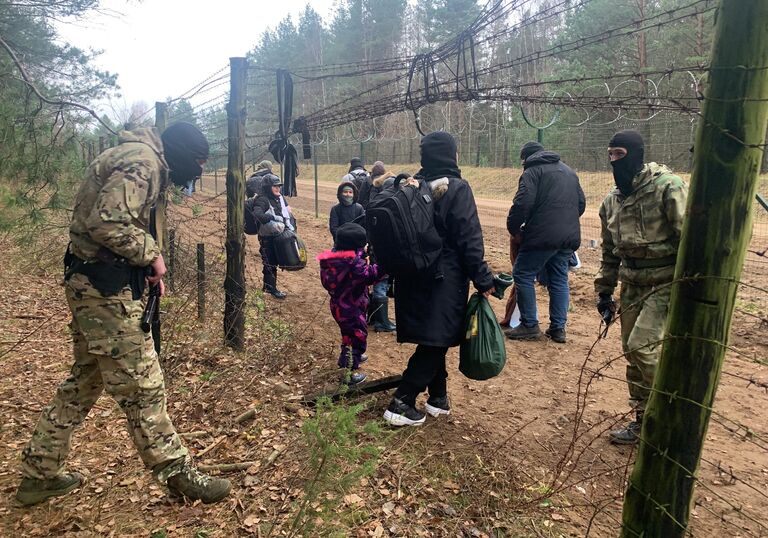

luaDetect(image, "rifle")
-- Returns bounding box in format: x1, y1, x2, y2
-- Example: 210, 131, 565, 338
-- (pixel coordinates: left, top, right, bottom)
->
141, 272, 161, 354
141, 206, 162, 354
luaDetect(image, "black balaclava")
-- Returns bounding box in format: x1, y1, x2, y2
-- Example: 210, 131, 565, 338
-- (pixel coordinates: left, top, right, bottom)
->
161, 122, 209, 187
349, 158, 364, 172
336, 222, 367, 251
520, 141, 544, 162
609, 130, 644, 197
417, 131, 461, 180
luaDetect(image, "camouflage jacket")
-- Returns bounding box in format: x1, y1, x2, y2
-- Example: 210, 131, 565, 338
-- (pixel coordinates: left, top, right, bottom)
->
69, 128, 169, 267
595, 162, 688, 294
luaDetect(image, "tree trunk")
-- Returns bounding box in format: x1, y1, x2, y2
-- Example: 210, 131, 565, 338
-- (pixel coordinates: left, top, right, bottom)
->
223, 57, 247, 350
620, 2, 768, 536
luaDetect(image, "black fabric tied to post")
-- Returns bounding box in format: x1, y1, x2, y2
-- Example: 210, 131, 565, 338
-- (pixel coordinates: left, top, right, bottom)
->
268, 69, 310, 198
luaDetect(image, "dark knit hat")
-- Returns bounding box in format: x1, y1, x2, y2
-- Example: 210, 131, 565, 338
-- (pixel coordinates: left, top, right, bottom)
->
349, 157, 364, 172
335, 222, 367, 251
520, 141, 544, 161
371, 160, 385, 177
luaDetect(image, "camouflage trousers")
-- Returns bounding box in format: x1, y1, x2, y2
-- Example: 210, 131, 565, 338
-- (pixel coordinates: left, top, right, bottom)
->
619, 281, 672, 411
21, 273, 188, 483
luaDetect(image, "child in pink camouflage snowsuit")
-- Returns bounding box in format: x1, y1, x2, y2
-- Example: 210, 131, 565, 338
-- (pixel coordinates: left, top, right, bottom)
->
318, 223, 381, 385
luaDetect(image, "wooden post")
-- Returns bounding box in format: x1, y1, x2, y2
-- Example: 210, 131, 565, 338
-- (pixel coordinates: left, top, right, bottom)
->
197, 243, 206, 321
223, 57, 247, 350
620, 2, 768, 536
155, 101, 168, 133
313, 144, 319, 218
168, 229, 176, 293
98, 136, 105, 153
215, 168, 219, 194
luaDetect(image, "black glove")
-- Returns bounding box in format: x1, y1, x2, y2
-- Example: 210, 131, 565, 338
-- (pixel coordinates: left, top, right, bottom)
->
597, 293, 616, 324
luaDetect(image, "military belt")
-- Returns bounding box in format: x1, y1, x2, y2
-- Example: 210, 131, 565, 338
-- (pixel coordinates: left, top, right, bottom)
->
622, 255, 677, 270
64, 245, 148, 300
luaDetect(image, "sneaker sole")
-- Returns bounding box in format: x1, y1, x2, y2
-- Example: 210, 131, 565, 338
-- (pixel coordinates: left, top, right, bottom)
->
383, 409, 426, 427
608, 434, 640, 446
425, 403, 451, 417
15, 473, 84, 507
505, 333, 543, 341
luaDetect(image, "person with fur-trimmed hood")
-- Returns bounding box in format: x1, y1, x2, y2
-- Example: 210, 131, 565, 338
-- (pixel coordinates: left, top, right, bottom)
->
358, 160, 393, 209
383, 132, 495, 427
318, 223, 382, 385
329, 181, 365, 247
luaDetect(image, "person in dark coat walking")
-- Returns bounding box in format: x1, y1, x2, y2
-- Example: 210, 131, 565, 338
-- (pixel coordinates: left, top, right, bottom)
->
505, 141, 586, 343
342, 158, 370, 191
384, 132, 495, 427
358, 160, 388, 209
246, 160, 273, 198
329, 181, 365, 246
250, 174, 295, 299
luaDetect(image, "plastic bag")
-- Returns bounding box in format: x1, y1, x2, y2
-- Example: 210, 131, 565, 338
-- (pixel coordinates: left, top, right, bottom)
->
459, 293, 507, 381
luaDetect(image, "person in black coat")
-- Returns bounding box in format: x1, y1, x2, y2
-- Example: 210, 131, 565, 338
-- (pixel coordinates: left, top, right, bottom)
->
246, 160, 273, 198
505, 141, 586, 343
250, 174, 296, 299
329, 181, 365, 246
383, 132, 495, 427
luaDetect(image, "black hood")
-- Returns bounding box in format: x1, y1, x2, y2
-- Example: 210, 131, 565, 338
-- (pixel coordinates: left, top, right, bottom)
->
349, 158, 365, 173
417, 131, 461, 180
336, 181, 358, 203
161, 122, 209, 187
523, 150, 561, 169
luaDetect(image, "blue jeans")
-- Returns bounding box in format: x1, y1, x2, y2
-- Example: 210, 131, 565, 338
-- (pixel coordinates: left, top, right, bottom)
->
512, 249, 572, 330
372, 278, 389, 300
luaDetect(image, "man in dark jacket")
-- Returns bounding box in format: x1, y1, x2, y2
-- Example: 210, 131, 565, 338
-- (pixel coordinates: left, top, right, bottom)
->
342, 157, 370, 191
250, 174, 295, 299
384, 132, 495, 427
329, 181, 365, 246
505, 141, 586, 343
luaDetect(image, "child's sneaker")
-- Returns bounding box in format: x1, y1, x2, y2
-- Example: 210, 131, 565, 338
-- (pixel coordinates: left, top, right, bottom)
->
340, 371, 367, 385
425, 395, 451, 417
383, 397, 426, 426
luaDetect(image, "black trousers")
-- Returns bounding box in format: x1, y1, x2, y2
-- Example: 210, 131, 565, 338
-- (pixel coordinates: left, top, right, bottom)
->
259, 237, 278, 290
394, 345, 449, 405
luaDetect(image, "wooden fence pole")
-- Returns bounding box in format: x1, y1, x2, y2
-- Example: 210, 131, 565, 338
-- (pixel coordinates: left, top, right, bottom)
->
223, 57, 247, 350
197, 243, 206, 321
620, 1, 768, 536
168, 229, 176, 293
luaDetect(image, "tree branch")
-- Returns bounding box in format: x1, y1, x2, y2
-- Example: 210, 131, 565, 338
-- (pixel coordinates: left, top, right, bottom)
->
0, 32, 117, 135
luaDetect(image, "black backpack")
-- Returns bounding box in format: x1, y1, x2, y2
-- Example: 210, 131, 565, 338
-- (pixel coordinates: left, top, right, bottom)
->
348, 169, 370, 191
244, 197, 260, 235
365, 177, 443, 276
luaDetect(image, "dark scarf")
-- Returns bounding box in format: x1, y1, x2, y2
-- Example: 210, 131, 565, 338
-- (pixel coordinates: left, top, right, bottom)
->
161, 122, 209, 187
415, 131, 462, 180
609, 130, 644, 197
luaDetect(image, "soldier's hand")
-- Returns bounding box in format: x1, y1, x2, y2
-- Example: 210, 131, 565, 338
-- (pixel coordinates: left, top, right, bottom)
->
148, 254, 167, 284
597, 293, 616, 324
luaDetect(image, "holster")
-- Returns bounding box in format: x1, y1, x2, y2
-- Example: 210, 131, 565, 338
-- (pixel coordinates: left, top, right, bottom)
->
64, 245, 148, 300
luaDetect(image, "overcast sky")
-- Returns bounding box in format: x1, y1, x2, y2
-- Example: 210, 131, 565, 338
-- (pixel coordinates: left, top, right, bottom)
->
57, 0, 336, 117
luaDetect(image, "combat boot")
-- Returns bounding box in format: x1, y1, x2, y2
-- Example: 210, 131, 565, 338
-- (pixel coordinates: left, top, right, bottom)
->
504, 324, 542, 340
373, 298, 396, 333
167, 464, 231, 503
609, 411, 644, 445
15, 471, 84, 506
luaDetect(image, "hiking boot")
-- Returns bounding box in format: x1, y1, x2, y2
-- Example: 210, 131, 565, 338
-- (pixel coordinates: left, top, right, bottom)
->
372, 298, 396, 333
383, 397, 426, 426
504, 324, 542, 341
167, 464, 231, 504
264, 286, 286, 299
340, 371, 367, 385
425, 394, 451, 417
545, 327, 566, 344
15, 472, 84, 506
609, 412, 644, 445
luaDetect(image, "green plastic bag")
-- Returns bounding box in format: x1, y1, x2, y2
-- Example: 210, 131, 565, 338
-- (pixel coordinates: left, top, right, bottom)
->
459, 293, 507, 380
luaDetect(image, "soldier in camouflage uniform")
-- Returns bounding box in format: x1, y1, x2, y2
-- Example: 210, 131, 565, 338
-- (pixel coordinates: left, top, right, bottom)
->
595, 130, 688, 445
15, 123, 231, 505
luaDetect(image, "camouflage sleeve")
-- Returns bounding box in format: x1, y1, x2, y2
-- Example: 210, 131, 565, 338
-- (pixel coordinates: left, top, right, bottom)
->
84, 160, 159, 266
663, 179, 688, 238
594, 198, 620, 295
